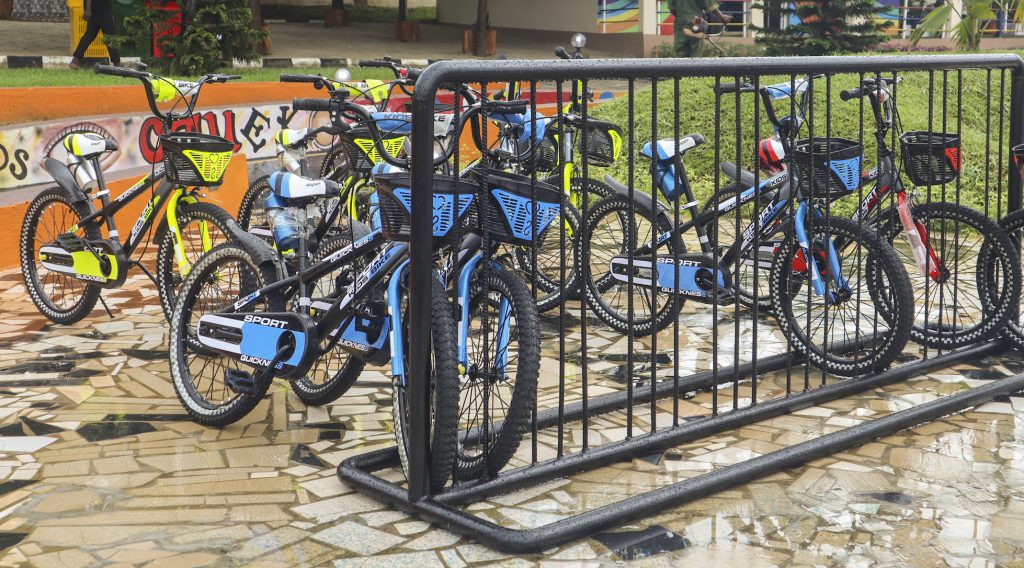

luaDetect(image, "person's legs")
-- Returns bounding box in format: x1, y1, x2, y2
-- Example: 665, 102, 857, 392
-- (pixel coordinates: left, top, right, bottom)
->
675, 35, 702, 57
71, 18, 102, 67
95, 13, 120, 65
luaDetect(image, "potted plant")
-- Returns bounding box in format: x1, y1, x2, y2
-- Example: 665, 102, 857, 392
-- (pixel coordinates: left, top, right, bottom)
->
325, 0, 347, 27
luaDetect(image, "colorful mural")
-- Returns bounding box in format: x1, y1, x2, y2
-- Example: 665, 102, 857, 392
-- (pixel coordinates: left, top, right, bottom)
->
598, 0, 641, 33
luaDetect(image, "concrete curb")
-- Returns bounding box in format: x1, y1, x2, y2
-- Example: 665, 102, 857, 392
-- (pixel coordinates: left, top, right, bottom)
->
1, 55, 438, 69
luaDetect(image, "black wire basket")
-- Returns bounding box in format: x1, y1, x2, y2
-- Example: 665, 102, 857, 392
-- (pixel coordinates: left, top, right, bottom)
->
159, 132, 234, 187
900, 131, 962, 186
375, 172, 477, 245
792, 137, 863, 200
579, 120, 624, 167
473, 169, 562, 246
531, 134, 559, 173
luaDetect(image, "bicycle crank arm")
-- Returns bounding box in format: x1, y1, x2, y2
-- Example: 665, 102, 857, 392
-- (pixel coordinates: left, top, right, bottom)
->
608, 254, 732, 302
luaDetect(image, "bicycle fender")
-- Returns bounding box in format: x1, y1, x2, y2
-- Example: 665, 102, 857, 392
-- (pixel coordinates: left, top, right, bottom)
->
226, 219, 287, 281
44, 158, 91, 206
603, 174, 663, 217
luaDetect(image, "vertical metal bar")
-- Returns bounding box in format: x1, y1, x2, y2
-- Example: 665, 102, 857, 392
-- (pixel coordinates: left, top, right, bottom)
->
672, 75, 681, 427
1009, 67, 1024, 214
750, 73, 760, 405
580, 78, 591, 451
986, 69, 993, 219
556, 79, 566, 458
650, 76, 658, 433
627, 77, 635, 439
406, 72, 440, 501
712, 76, 721, 417
732, 75, 741, 411
529, 80, 539, 465
999, 70, 1007, 219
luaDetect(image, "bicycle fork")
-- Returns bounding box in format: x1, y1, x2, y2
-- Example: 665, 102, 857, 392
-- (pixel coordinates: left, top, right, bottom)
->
166, 189, 209, 278
794, 201, 848, 304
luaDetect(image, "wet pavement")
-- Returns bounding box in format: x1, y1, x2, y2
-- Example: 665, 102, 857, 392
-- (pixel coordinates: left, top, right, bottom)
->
1, 264, 1024, 567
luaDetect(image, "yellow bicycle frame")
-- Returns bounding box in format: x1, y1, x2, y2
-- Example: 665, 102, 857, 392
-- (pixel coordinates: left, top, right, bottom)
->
165, 189, 206, 277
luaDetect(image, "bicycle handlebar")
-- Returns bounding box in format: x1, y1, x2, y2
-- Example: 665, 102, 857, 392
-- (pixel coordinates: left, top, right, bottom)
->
357, 59, 393, 68
95, 64, 149, 79
715, 82, 756, 95
554, 46, 571, 60
292, 98, 333, 112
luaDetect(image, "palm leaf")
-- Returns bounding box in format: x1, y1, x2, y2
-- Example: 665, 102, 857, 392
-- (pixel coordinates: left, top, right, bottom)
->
910, 2, 954, 44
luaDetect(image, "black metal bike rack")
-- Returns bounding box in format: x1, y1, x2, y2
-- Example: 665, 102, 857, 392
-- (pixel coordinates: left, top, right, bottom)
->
339, 54, 1024, 553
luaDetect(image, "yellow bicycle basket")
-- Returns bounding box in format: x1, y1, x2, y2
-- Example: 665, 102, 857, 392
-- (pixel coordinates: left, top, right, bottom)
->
159, 132, 235, 187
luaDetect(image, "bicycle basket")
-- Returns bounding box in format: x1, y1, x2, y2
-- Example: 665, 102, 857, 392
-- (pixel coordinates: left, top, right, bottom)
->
374, 172, 476, 245
579, 120, 624, 167
1012, 143, 1024, 184
346, 128, 407, 172
899, 131, 961, 186
159, 132, 234, 187
532, 134, 559, 173
474, 168, 562, 246
792, 137, 862, 200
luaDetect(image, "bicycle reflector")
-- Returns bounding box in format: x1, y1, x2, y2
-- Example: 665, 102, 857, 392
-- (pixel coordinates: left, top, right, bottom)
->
160, 132, 234, 187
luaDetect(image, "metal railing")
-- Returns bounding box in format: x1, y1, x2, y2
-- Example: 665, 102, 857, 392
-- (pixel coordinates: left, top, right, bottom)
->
339, 53, 1024, 553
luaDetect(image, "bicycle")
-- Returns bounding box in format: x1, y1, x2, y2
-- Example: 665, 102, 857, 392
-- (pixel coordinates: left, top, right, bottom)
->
237, 62, 423, 237
579, 129, 916, 377
169, 90, 543, 487
20, 63, 241, 324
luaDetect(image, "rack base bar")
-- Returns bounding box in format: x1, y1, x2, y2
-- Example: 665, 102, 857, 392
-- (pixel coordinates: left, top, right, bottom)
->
339, 342, 1004, 553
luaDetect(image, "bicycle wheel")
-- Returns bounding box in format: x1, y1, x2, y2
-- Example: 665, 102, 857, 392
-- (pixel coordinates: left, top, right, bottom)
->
289, 233, 367, 406
512, 202, 581, 313
875, 201, 1020, 349
168, 243, 284, 427
20, 188, 101, 324
701, 183, 780, 312
771, 216, 913, 377
392, 273, 459, 494
319, 143, 354, 181
455, 268, 540, 481
990, 208, 1024, 349
156, 201, 236, 322
237, 175, 272, 232
579, 195, 683, 336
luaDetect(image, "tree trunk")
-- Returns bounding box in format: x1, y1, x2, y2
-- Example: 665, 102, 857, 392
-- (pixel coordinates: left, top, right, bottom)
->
474, 0, 488, 55
248, 0, 261, 27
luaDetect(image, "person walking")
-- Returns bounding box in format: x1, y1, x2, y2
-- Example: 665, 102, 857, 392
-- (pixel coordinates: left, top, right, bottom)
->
671, 0, 733, 57
69, 0, 120, 69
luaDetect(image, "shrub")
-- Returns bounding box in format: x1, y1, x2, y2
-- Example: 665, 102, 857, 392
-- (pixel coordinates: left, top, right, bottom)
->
753, 0, 890, 56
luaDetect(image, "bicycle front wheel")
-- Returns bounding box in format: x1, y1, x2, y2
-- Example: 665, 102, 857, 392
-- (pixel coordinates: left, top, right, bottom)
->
455, 268, 540, 481
771, 216, 913, 377
876, 201, 1020, 349
392, 274, 460, 494
168, 243, 284, 427
157, 201, 236, 322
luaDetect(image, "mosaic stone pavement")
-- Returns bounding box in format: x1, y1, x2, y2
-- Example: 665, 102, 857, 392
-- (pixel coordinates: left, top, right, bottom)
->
2, 264, 1024, 568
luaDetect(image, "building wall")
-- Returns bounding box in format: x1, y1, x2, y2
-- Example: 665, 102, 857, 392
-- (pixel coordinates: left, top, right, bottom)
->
12, 0, 67, 22
437, 0, 598, 33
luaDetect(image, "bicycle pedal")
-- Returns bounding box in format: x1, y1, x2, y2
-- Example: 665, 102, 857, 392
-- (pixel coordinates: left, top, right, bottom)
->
225, 369, 257, 395
57, 232, 88, 252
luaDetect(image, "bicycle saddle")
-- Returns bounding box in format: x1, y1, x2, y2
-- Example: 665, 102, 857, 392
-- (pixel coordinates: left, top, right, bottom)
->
274, 128, 309, 149
268, 172, 339, 200
63, 132, 118, 159
641, 134, 705, 162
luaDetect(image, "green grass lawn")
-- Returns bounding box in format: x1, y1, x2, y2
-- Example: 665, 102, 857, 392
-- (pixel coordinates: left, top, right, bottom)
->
589, 58, 1023, 217
0, 66, 397, 88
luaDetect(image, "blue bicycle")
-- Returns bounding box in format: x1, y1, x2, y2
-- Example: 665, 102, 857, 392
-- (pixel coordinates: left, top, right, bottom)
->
580, 133, 915, 377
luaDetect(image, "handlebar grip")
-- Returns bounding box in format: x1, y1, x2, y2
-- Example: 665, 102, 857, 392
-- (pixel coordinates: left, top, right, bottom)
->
715, 82, 755, 95
554, 46, 571, 60
840, 88, 862, 101
95, 64, 147, 79
405, 67, 422, 81
280, 74, 320, 83
357, 60, 391, 68
292, 98, 333, 112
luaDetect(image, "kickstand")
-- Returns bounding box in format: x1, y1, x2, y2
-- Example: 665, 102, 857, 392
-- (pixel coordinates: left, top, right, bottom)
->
97, 294, 114, 319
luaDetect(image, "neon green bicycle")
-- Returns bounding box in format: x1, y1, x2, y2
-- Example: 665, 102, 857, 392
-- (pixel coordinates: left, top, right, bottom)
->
20, 64, 241, 324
